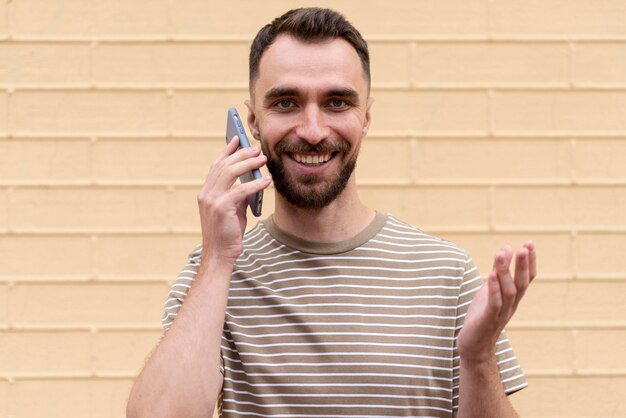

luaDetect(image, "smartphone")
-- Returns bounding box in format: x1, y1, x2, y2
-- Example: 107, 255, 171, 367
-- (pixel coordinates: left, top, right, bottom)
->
226, 107, 263, 217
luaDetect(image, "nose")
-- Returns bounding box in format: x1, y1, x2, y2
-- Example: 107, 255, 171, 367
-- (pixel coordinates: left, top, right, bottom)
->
295, 105, 330, 145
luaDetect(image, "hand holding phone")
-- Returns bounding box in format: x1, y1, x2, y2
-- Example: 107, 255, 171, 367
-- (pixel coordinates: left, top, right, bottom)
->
226, 107, 264, 217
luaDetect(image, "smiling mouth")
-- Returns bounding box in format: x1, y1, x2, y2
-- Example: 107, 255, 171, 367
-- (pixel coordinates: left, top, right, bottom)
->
289, 152, 333, 166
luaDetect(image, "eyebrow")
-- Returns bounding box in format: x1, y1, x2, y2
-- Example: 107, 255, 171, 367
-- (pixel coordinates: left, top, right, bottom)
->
264, 87, 299, 104
327, 88, 360, 102
263, 86, 361, 104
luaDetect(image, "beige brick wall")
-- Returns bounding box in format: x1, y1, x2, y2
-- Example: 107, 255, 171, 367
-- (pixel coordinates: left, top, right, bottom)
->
1, 1, 625, 417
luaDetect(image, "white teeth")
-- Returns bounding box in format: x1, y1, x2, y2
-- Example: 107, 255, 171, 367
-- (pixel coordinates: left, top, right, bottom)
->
292, 153, 331, 165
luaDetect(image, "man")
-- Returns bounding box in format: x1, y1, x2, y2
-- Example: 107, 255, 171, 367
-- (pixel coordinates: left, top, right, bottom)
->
127, 7, 536, 418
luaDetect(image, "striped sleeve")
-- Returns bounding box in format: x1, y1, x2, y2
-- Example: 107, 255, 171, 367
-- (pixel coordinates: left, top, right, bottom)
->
161, 244, 202, 333
451, 255, 527, 410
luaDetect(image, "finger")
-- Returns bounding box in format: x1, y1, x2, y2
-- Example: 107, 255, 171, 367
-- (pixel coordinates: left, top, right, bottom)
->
207, 148, 265, 193
228, 153, 268, 184
512, 248, 530, 311
218, 135, 241, 161
222, 144, 263, 167
494, 247, 516, 321
524, 240, 537, 282
228, 175, 272, 204
486, 270, 503, 321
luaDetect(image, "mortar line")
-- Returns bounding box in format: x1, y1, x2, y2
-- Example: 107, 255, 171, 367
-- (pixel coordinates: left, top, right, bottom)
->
6, 34, 626, 43
408, 41, 416, 88
570, 137, 578, 186
5, 131, 626, 140
568, 42, 576, 88
488, 184, 496, 233
487, 89, 495, 138
408, 136, 418, 185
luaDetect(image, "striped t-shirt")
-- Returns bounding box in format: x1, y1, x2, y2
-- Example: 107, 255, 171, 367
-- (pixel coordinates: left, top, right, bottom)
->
163, 212, 526, 417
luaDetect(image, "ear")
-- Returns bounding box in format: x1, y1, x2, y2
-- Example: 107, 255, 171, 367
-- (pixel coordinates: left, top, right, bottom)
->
244, 99, 260, 140
361, 96, 375, 136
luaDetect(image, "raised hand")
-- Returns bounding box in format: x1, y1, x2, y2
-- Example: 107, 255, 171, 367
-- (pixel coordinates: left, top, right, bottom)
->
457, 242, 537, 361
197, 136, 271, 266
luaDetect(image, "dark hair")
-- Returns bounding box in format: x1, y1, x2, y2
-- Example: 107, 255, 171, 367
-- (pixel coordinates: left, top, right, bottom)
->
249, 7, 370, 92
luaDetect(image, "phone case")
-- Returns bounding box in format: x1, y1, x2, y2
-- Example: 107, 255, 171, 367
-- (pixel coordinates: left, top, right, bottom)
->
226, 107, 263, 217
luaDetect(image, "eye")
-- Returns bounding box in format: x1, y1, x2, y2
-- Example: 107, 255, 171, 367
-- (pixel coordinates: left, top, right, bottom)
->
276, 100, 294, 109
328, 99, 348, 109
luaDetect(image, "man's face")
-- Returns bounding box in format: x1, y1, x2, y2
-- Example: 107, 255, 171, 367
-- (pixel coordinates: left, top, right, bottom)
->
247, 35, 373, 210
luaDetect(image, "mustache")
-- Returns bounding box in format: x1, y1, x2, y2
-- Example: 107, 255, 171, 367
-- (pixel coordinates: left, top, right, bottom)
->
274, 139, 350, 155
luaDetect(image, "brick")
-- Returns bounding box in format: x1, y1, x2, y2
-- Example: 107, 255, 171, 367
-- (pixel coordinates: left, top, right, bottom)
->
93, 0, 169, 35
0, 331, 90, 373
369, 42, 411, 85
169, 188, 201, 230
574, 139, 626, 180
574, 43, 626, 84
513, 281, 626, 322
576, 233, 626, 275
93, 138, 221, 181
506, 329, 575, 370
93, 235, 201, 276
170, 91, 249, 134
493, 91, 626, 133
445, 232, 572, 277
12, 187, 169, 229
493, 186, 626, 228
371, 90, 488, 132
92, 330, 161, 373
491, 0, 626, 36
170, 0, 282, 36
360, 186, 490, 229
12, 91, 169, 134
93, 43, 249, 84
10, 0, 169, 36
575, 329, 626, 370
0, 139, 91, 181
349, 0, 488, 36
358, 138, 412, 181
411, 43, 569, 84
0, 236, 91, 277
9, 0, 93, 36
511, 376, 626, 417
0, 44, 90, 84
7, 379, 132, 418
11, 283, 169, 325
413, 138, 571, 181
9, 380, 91, 418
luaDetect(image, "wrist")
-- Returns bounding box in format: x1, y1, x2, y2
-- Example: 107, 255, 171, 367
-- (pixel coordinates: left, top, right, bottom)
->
458, 343, 497, 366
459, 353, 501, 399
196, 255, 236, 285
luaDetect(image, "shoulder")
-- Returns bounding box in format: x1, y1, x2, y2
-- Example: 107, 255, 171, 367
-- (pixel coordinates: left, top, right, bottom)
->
377, 214, 470, 260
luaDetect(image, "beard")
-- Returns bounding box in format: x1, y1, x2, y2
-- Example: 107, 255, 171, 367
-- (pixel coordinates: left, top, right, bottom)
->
261, 138, 359, 211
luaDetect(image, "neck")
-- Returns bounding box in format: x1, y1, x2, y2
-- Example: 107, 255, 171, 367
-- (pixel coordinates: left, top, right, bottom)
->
271, 180, 376, 243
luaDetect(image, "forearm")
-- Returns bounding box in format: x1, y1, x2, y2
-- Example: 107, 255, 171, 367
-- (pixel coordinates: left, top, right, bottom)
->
456, 355, 518, 418
127, 259, 233, 418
